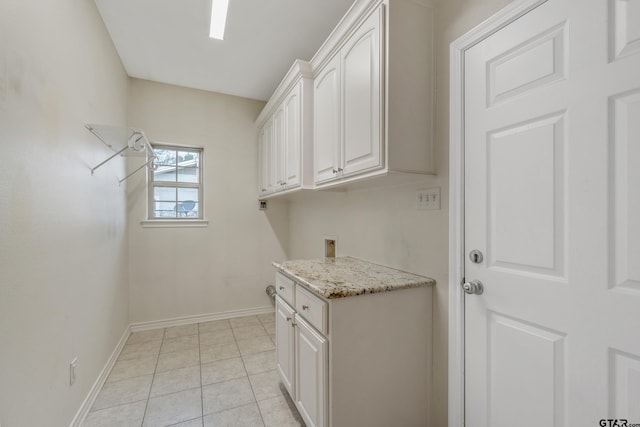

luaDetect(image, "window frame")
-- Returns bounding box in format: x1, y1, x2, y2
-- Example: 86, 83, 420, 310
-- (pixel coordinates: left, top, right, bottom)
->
147, 143, 205, 222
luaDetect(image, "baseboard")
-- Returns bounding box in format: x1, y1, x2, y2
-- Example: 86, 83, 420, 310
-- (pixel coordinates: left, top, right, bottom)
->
69, 326, 131, 427
129, 305, 274, 332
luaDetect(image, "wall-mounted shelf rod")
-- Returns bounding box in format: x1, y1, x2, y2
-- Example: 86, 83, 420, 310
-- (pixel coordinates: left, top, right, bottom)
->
118, 157, 156, 186
91, 145, 129, 175
86, 124, 157, 183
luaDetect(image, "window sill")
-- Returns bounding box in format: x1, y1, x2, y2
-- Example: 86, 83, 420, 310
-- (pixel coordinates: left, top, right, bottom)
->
140, 219, 209, 228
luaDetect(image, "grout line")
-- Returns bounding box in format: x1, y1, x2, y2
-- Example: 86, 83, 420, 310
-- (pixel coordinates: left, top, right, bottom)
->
198, 320, 204, 425
238, 333, 267, 426
140, 327, 166, 427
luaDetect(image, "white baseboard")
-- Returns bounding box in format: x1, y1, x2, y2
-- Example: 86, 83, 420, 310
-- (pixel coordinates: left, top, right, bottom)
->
69, 326, 131, 427
130, 305, 275, 332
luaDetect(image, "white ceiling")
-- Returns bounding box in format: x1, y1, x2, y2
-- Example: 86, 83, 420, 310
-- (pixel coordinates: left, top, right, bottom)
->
95, 0, 355, 101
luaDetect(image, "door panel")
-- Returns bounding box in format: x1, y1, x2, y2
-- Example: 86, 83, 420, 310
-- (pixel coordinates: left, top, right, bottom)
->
284, 83, 301, 188
273, 107, 285, 190
276, 296, 295, 397
341, 7, 382, 176
295, 315, 327, 427
488, 312, 565, 427
314, 55, 340, 184
463, 0, 640, 425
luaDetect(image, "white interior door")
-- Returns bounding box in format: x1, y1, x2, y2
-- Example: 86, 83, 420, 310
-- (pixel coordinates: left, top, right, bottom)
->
463, 0, 640, 426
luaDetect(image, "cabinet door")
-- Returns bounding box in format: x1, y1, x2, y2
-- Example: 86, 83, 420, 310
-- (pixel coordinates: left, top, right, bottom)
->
340, 6, 382, 176
258, 123, 274, 195
275, 296, 296, 397
284, 82, 301, 189
273, 107, 286, 191
314, 54, 341, 184
295, 315, 327, 427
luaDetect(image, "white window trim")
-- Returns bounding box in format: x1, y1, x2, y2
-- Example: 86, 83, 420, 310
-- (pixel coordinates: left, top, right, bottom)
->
145, 143, 207, 226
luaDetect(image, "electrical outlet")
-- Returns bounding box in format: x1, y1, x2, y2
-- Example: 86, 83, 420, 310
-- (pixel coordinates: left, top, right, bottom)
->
323, 235, 337, 258
70, 357, 78, 386
417, 187, 441, 210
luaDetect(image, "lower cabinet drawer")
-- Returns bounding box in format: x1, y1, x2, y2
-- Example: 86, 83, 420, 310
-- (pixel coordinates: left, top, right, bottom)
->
276, 272, 295, 306
295, 285, 328, 335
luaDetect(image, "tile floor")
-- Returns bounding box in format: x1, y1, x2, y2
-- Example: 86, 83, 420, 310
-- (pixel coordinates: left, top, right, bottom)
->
83, 313, 305, 427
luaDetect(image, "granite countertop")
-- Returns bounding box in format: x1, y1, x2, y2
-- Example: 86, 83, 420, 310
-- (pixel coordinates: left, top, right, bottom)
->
272, 257, 435, 300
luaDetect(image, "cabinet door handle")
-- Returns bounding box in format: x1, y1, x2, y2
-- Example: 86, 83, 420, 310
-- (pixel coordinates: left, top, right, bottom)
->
261, 188, 266, 191
302, 305, 309, 310
337, 168, 343, 172
332, 169, 337, 174
291, 322, 296, 328
279, 286, 284, 291
286, 317, 291, 322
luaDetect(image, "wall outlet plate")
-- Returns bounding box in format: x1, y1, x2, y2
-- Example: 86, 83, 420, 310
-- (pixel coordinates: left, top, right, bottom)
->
417, 187, 441, 210
323, 235, 338, 258
70, 357, 78, 386
259, 200, 267, 210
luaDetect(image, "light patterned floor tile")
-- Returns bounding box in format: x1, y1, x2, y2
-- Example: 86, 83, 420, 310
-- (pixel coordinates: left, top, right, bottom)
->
202, 377, 255, 415
262, 322, 275, 335
83, 401, 146, 427
249, 370, 284, 401
242, 350, 276, 375
119, 340, 162, 361
236, 336, 275, 356
143, 388, 202, 427
258, 395, 305, 427
257, 313, 275, 324
161, 335, 199, 354
92, 375, 153, 410
127, 329, 165, 345
200, 342, 240, 364
201, 357, 246, 385
199, 328, 235, 346
230, 316, 261, 329
107, 355, 158, 383
164, 324, 199, 339
168, 417, 203, 427
157, 348, 200, 373
203, 403, 264, 427
198, 319, 231, 333
232, 325, 268, 340
150, 365, 201, 397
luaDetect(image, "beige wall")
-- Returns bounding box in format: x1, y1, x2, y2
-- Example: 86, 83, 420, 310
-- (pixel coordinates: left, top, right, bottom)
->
0, 0, 130, 425
126, 79, 289, 324
286, 0, 513, 426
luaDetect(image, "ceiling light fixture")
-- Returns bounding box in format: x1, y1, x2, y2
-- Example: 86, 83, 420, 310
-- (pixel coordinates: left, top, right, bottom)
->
209, 0, 229, 40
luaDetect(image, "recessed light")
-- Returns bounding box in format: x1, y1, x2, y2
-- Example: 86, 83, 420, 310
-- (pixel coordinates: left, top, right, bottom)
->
210, 0, 229, 40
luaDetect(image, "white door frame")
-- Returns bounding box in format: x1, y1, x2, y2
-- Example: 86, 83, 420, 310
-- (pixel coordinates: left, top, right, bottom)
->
447, 1, 548, 425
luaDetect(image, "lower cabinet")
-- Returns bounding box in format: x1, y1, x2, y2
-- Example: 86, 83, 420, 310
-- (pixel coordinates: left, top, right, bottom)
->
275, 295, 327, 427
275, 272, 432, 427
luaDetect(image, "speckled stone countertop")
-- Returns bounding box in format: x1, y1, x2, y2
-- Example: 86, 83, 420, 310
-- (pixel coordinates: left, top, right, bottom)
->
272, 257, 435, 300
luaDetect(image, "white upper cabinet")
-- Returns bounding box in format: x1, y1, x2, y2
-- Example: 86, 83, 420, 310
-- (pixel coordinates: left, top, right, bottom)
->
311, 0, 435, 187
256, 61, 314, 198
258, 0, 434, 195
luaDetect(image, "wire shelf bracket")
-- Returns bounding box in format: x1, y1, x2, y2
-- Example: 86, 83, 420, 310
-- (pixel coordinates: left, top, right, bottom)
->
85, 124, 157, 185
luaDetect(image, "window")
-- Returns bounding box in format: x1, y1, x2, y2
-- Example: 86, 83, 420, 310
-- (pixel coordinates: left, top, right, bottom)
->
148, 144, 203, 219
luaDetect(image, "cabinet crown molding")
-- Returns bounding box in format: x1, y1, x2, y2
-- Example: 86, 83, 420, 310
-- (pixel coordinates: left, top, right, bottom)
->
256, 60, 312, 128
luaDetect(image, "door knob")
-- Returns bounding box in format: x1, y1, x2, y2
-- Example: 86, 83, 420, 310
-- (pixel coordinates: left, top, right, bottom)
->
462, 280, 484, 295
